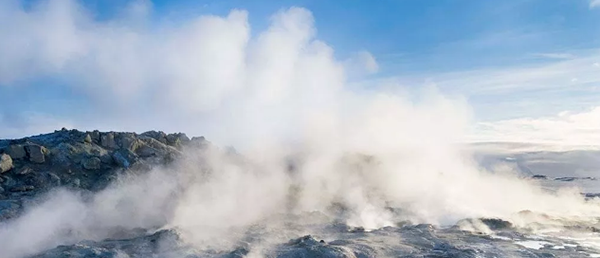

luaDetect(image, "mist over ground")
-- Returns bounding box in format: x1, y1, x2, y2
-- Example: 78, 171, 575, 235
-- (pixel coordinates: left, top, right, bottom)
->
1, 0, 600, 257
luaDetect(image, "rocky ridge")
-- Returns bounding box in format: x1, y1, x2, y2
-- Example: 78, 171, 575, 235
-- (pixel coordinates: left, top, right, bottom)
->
0, 128, 207, 221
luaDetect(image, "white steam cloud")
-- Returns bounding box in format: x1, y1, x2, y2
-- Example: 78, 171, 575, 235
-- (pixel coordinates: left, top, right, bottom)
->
1, 0, 600, 257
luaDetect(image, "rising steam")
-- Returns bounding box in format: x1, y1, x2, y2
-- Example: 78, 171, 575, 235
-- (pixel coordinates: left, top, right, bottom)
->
1, 1, 600, 257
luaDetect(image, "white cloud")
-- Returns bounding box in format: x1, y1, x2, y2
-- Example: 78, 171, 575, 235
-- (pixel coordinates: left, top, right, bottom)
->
0, 0, 462, 150
358, 48, 600, 122
471, 106, 600, 146
591, 0, 600, 9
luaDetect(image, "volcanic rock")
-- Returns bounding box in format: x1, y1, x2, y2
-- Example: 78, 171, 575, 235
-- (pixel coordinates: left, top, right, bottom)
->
5, 144, 26, 159
26, 144, 47, 163
82, 157, 102, 170
100, 132, 117, 149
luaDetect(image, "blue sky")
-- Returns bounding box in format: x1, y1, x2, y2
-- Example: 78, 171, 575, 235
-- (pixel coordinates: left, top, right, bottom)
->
82, 0, 600, 72
1, 0, 600, 144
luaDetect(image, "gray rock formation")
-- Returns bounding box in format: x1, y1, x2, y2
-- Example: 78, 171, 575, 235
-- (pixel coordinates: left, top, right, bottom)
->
5, 145, 26, 159
100, 132, 117, 149
26, 144, 47, 163
0, 129, 198, 221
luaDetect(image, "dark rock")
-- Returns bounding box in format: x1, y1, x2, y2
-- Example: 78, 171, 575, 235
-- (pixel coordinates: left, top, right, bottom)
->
26, 144, 47, 163
6, 144, 26, 159
555, 177, 596, 182
32, 229, 183, 258
480, 218, 513, 230
16, 166, 34, 175
71, 178, 81, 188
585, 193, 600, 199
1, 176, 16, 188
50, 143, 75, 168
112, 149, 137, 168
0, 153, 13, 173
349, 227, 366, 233
82, 157, 102, 170
90, 130, 101, 143
166, 133, 190, 148
136, 144, 157, 157
118, 133, 139, 151
10, 185, 35, 192
0, 200, 20, 220
276, 235, 356, 258
141, 131, 168, 144
48, 173, 61, 186
531, 175, 548, 179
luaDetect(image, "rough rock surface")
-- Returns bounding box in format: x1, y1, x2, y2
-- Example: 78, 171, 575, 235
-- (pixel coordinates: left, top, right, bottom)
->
6, 145, 26, 159
25, 144, 47, 163
0, 129, 195, 219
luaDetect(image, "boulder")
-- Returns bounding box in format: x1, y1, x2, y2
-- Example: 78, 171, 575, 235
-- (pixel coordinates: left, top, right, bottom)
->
166, 133, 190, 147
83, 134, 93, 143
141, 131, 167, 144
26, 144, 47, 163
100, 132, 118, 149
0, 154, 13, 173
90, 130, 101, 143
6, 144, 26, 159
112, 149, 137, 168
480, 218, 513, 230
82, 157, 102, 170
136, 144, 157, 157
118, 134, 140, 151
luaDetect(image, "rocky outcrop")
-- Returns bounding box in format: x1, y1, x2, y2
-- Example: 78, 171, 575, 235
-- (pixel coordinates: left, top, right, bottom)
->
0, 128, 205, 220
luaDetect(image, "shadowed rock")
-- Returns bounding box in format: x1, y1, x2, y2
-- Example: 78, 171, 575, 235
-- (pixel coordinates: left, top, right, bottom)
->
25, 144, 47, 163
5, 145, 26, 159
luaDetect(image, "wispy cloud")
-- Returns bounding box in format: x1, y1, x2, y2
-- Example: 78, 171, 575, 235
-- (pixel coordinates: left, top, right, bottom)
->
531, 52, 576, 60
433, 52, 600, 96
356, 48, 600, 121
591, 0, 600, 9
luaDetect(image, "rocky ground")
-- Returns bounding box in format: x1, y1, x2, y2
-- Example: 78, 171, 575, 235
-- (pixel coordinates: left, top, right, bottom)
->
2, 129, 600, 257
